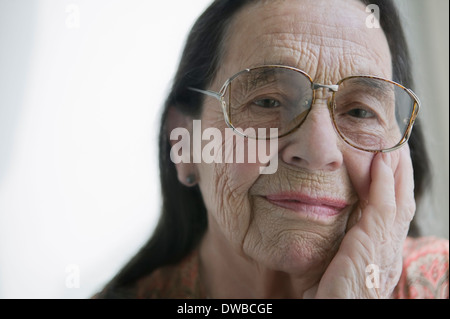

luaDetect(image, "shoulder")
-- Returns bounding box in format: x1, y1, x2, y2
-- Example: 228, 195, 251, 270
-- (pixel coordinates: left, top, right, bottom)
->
393, 236, 449, 299
94, 250, 204, 299
131, 250, 205, 299
93, 250, 204, 299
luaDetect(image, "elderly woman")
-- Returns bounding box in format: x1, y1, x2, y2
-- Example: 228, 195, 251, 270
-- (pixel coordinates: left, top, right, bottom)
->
98, 0, 448, 298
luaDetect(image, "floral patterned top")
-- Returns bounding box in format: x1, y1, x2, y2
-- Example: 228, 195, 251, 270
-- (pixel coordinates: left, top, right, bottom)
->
100, 236, 448, 299
392, 237, 449, 298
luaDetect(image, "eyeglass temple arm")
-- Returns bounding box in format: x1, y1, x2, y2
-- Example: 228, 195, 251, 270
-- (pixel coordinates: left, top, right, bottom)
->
188, 87, 221, 100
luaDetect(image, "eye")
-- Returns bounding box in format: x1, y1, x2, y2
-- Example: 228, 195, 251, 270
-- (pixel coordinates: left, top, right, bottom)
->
253, 98, 281, 108
347, 108, 375, 119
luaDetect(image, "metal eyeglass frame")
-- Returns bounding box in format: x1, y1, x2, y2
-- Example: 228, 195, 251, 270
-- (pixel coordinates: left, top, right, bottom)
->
189, 65, 421, 153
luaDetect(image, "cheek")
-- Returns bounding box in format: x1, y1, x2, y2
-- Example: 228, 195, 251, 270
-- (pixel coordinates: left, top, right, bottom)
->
343, 149, 402, 203
197, 106, 265, 247
198, 161, 261, 249
198, 105, 262, 199
343, 149, 374, 202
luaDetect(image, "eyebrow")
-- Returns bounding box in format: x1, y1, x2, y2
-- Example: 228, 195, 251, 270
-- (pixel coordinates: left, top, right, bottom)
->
344, 77, 392, 91
242, 64, 393, 92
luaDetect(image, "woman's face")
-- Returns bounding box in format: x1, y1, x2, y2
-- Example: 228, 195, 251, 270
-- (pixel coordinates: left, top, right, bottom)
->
195, 0, 393, 275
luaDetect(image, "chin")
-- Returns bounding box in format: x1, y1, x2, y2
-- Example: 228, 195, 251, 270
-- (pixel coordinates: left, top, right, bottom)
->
250, 230, 343, 276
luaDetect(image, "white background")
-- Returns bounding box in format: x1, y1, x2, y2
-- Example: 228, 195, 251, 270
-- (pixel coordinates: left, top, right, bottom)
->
0, 0, 448, 298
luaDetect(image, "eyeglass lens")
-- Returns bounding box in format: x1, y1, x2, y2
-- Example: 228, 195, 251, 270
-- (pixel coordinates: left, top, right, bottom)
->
223, 67, 416, 151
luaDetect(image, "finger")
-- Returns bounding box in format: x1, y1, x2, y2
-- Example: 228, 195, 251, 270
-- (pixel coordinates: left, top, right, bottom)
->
359, 152, 396, 238
369, 153, 395, 207
393, 145, 416, 228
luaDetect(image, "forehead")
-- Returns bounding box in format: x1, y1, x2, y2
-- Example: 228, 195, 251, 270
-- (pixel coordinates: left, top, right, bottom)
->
218, 0, 392, 85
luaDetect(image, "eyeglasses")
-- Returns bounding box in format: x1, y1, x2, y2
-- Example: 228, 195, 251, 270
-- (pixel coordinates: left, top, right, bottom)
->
189, 65, 420, 153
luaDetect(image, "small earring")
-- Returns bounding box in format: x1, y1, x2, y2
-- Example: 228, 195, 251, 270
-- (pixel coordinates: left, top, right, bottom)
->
186, 174, 197, 186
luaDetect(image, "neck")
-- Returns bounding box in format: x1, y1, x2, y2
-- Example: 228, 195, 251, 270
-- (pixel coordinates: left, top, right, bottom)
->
198, 225, 322, 299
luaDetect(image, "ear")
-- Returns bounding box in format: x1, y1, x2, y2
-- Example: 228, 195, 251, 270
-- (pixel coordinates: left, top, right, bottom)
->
166, 106, 199, 187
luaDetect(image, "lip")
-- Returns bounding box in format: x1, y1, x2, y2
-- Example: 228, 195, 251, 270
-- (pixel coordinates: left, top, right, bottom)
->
265, 192, 348, 217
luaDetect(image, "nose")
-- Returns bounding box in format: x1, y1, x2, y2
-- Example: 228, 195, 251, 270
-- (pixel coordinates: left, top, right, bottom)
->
279, 101, 343, 171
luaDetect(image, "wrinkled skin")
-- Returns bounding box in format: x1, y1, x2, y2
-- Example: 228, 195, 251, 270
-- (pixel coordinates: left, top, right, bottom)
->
170, 0, 415, 298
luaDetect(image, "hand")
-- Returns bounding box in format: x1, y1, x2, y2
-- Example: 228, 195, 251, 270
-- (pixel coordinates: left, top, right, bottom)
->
304, 146, 416, 298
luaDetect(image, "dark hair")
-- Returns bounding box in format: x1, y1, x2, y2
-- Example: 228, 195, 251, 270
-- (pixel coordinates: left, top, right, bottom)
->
101, 0, 431, 297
